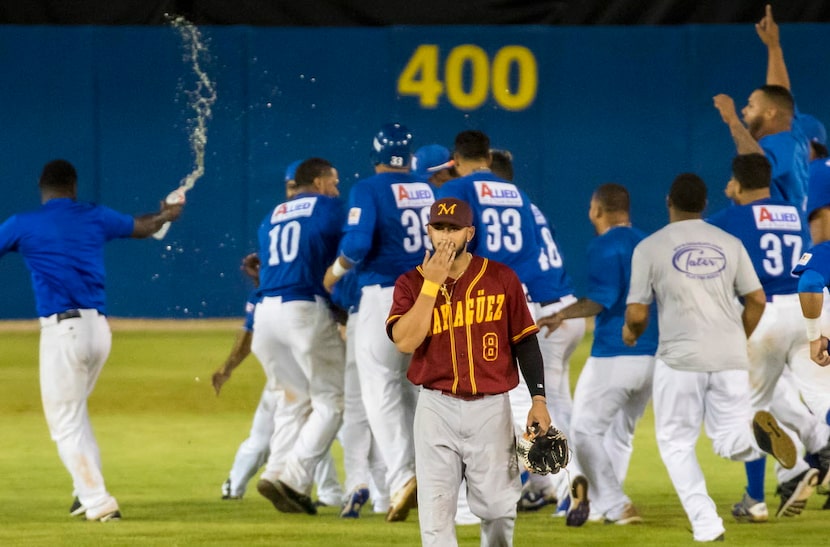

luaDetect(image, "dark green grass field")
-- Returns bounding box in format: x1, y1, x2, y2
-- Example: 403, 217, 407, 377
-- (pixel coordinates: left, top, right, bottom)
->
0, 320, 827, 546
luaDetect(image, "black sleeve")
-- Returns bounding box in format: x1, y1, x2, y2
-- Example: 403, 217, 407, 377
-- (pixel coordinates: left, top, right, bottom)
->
513, 333, 545, 398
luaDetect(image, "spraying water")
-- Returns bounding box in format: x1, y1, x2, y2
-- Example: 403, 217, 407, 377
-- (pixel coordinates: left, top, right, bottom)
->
153, 15, 217, 240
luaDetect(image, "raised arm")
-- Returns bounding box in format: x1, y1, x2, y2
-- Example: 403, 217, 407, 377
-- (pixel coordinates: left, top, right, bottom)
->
132, 200, 183, 239
390, 240, 455, 353
713, 94, 765, 155
756, 4, 790, 90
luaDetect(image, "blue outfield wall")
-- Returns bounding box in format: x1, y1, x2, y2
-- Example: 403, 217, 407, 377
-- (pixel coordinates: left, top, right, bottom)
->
0, 24, 828, 319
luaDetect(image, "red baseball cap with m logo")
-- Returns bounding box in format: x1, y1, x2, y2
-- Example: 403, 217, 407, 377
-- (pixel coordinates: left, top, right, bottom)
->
428, 197, 473, 227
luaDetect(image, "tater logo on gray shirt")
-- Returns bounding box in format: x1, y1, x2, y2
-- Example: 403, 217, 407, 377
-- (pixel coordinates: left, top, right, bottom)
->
672, 244, 726, 278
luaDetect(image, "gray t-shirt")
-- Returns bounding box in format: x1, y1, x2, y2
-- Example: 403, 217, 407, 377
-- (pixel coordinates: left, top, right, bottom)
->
627, 219, 762, 372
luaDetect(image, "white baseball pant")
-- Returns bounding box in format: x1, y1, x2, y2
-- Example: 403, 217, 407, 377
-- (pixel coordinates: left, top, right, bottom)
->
653, 360, 766, 542
570, 354, 654, 519
225, 385, 343, 503
415, 388, 520, 547
39, 309, 118, 517
338, 312, 389, 508
747, 294, 830, 452
252, 296, 345, 496
354, 285, 417, 495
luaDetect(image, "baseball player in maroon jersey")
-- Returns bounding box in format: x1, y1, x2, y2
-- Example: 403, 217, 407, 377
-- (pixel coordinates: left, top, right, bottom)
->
387, 197, 551, 546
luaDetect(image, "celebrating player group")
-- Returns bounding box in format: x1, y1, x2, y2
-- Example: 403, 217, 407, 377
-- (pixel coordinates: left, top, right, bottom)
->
4, 4, 830, 546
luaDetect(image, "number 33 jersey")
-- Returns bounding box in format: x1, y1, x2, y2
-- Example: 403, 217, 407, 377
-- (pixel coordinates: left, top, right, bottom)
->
436, 173, 548, 299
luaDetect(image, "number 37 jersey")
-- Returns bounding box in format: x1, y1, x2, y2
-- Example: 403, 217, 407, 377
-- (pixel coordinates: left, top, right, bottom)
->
257, 192, 346, 299
706, 198, 809, 296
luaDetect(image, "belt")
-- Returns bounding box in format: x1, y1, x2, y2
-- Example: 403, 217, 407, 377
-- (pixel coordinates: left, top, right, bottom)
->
57, 309, 82, 321
261, 294, 317, 303
536, 294, 576, 307
766, 293, 799, 303
440, 390, 486, 401
39, 308, 99, 328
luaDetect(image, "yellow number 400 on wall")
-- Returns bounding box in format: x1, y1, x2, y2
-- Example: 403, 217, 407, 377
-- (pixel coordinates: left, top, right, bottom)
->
397, 44, 538, 111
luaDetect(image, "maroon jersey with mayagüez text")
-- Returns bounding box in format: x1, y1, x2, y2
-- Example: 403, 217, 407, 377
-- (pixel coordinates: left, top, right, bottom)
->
386, 255, 538, 396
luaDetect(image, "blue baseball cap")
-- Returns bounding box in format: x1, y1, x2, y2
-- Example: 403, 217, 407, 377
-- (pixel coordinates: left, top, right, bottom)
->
284, 159, 303, 182
412, 144, 453, 177
800, 114, 827, 146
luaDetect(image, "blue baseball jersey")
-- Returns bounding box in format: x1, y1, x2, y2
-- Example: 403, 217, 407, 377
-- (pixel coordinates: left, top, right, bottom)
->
436, 172, 547, 298
587, 226, 658, 357
806, 157, 830, 220
760, 115, 810, 211
793, 240, 830, 287
257, 192, 345, 300
529, 203, 576, 303
338, 172, 435, 289
707, 198, 807, 296
0, 198, 134, 317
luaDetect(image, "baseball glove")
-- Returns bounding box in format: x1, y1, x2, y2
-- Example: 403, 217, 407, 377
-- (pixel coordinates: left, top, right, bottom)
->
517, 424, 570, 475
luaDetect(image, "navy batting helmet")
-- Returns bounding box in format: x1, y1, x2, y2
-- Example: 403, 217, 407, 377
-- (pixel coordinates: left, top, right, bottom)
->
371, 123, 413, 168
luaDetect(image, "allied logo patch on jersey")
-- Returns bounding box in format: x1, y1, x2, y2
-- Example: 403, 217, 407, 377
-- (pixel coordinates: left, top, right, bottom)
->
392, 183, 434, 209
474, 181, 523, 206
672, 243, 726, 279
530, 203, 547, 226
797, 252, 813, 266
347, 207, 362, 225
271, 196, 317, 223
752, 204, 802, 231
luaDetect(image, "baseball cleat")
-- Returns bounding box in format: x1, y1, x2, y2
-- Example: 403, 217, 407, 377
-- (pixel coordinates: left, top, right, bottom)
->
776, 468, 819, 518
605, 502, 643, 525
817, 438, 830, 495
386, 477, 417, 522
257, 479, 291, 512
94, 510, 122, 522
257, 479, 307, 514
85, 499, 121, 522
818, 466, 830, 496
221, 478, 241, 500
566, 475, 590, 527
69, 497, 86, 517
340, 485, 370, 519
730, 493, 768, 523
278, 481, 317, 515
752, 411, 796, 469
518, 485, 557, 511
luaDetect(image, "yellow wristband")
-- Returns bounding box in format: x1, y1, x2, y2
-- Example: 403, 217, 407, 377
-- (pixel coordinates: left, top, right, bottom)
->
420, 279, 440, 298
